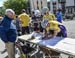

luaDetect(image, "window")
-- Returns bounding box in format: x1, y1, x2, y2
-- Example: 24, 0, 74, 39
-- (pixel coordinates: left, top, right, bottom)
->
41, 1, 43, 9
36, 0, 39, 9
37, 6, 39, 9
37, 0, 38, 5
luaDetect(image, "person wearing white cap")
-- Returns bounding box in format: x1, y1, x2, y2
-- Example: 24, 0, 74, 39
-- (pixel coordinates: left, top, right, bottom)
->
0, 9, 16, 58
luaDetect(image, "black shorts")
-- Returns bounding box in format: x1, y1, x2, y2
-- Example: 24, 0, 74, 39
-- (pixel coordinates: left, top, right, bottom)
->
22, 26, 30, 35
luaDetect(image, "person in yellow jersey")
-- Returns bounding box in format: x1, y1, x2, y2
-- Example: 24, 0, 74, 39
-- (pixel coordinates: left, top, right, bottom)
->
19, 9, 30, 34
46, 21, 60, 33
40, 21, 61, 57
45, 20, 67, 38
43, 21, 60, 39
43, 9, 56, 21
41, 8, 56, 30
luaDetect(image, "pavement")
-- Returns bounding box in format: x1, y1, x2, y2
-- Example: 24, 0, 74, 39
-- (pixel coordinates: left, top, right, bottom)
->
0, 39, 7, 58
63, 19, 75, 38
0, 39, 20, 58
0, 19, 75, 58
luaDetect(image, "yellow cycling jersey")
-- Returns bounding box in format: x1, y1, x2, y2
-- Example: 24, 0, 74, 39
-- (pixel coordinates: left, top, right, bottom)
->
43, 13, 56, 21
19, 13, 30, 27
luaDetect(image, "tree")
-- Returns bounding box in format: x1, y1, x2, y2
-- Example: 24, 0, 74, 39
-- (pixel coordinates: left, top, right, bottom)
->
0, 7, 5, 16
3, 0, 30, 14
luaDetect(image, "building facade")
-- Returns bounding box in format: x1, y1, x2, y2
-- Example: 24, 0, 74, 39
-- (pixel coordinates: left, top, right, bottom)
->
47, 0, 65, 14
29, 0, 47, 12
65, 0, 75, 13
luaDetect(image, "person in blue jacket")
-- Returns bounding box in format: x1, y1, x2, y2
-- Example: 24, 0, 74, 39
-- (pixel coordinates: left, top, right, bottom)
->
56, 9, 63, 23
0, 9, 17, 58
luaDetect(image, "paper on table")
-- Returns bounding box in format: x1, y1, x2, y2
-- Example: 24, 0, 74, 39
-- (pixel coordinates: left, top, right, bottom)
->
62, 38, 75, 45
18, 34, 32, 40
54, 38, 75, 55
31, 32, 43, 38
30, 36, 42, 43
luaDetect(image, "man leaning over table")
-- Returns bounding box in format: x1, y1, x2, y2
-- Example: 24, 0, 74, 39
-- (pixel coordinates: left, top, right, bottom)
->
46, 21, 67, 38
39, 21, 63, 58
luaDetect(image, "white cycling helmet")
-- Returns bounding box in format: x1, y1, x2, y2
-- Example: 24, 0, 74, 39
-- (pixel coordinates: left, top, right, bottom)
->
34, 10, 41, 17
42, 7, 49, 15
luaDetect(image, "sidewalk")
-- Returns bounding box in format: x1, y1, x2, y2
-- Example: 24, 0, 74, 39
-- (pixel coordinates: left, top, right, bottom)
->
0, 39, 7, 58
0, 39, 20, 58
63, 20, 75, 38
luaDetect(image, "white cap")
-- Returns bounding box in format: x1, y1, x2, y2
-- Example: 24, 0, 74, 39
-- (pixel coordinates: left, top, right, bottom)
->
5, 9, 15, 15
34, 10, 40, 17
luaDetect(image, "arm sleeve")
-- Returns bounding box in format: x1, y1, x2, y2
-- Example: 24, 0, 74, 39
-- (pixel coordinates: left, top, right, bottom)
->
27, 15, 30, 22
18, 15, 22, 20
0, 26, 8, 42
0, 19, 11, 42
52, 14, 56, 20
2, 19, 10, 32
